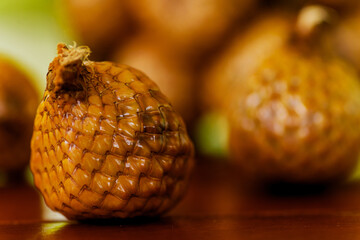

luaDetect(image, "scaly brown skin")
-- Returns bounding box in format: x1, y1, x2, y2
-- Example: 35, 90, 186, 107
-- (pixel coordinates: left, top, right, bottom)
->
0, 58, 38, 171
113, 34, 195, 125
228, 47, 360, 184
30, 44, 194, 219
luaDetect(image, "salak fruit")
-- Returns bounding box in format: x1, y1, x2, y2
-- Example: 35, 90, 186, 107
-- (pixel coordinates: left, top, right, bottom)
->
30, 43, 194, 219
205, 6, 360, 184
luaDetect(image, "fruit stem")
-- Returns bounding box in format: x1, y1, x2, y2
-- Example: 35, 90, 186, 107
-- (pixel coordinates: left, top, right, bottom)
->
46, 43, 91, 94
57, 43, 90, 65
295, 5, 337, 40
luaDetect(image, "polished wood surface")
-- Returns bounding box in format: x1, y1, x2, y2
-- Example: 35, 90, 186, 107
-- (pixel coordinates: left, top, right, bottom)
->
2, 160, 360, 239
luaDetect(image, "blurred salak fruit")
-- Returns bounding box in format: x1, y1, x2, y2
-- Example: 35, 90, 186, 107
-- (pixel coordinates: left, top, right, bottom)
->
113, 35, 195, 125
204, 6, 360, 184
30, 43, 194, 219
0, 57, 38, 171
126, 0, 256, 60
197, 12, 292, 158
62, 0, 134, 59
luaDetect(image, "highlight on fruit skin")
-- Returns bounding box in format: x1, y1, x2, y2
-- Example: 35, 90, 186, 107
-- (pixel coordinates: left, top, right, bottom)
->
0, 57, 38, 171
30, 43, 195, 219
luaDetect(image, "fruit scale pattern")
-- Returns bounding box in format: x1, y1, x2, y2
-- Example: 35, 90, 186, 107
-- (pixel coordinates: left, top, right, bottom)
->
228, 48, 360, 183
30, 44, 194, 219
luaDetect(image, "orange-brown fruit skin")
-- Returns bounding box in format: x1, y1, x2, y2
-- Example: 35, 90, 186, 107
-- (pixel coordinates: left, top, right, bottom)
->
30, 44, 194, 219
113, 35, 195, 125
0, 58, 38, 171
228, 47, 360, 184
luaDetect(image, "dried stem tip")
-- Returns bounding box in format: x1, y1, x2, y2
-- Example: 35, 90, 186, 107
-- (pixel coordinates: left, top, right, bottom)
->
296, 5, 337, 39
57, 43, 91, 66
48, 43, 92, 94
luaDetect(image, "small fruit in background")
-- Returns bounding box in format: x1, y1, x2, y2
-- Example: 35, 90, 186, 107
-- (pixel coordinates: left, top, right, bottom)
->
203, 5, 360, 184
126, 0, 257, 60
0, 57, 38, 172
31, 43, 194, 219
113, 35, 195, 125
61, 0, 134, 59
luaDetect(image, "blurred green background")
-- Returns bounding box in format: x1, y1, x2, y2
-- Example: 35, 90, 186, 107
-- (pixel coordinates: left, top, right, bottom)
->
0, 0, 72, 92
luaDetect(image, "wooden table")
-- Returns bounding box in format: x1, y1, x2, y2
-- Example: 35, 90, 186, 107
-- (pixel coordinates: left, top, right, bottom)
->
1, 160, 360, 240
